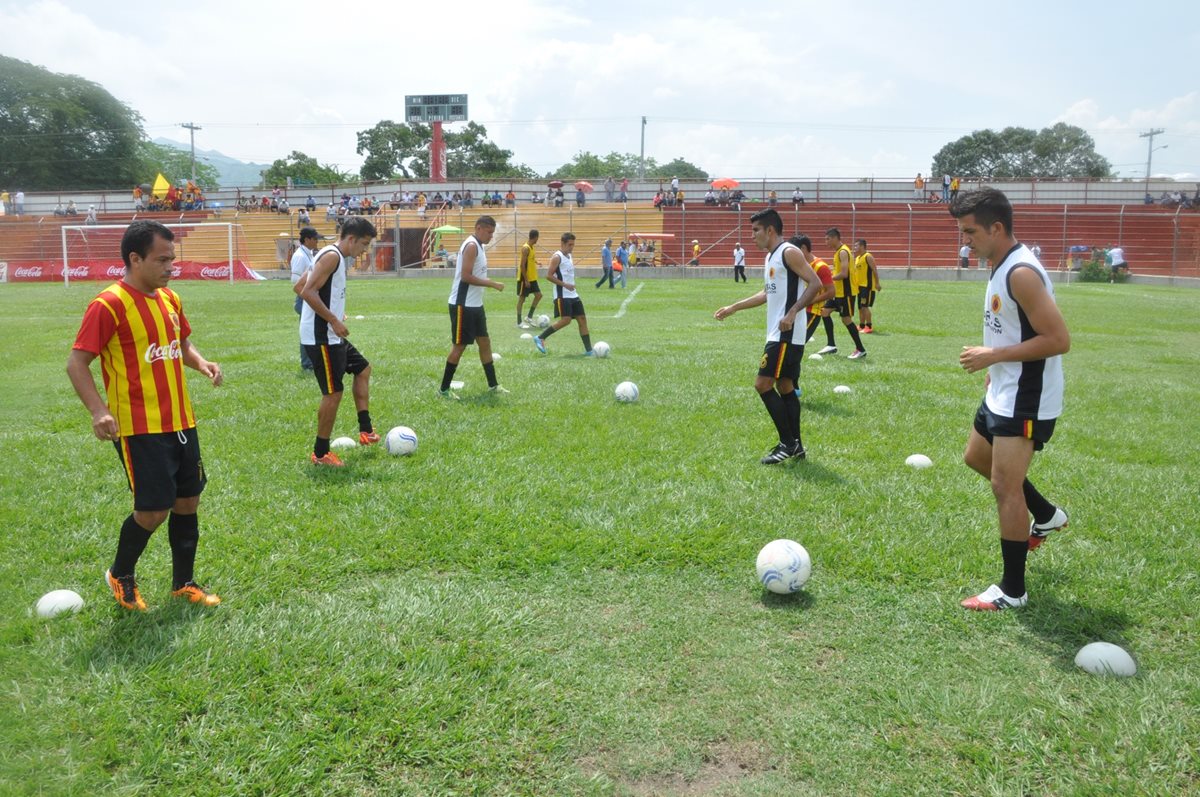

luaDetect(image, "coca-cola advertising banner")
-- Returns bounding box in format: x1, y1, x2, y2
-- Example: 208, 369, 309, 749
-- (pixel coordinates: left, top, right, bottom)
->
0, 260, 264, 283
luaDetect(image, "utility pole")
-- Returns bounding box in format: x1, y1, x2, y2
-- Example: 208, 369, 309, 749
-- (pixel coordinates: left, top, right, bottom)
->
181, 122, 202, 182
1140, 128, 1165, 194
639, 116, 647, 179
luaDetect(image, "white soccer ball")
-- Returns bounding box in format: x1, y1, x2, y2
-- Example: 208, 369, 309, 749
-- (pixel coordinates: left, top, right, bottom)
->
1075, 642, 1137, 677
537, 314, 551, 328
756, 539, 812, 594
36, 589, 84, 618
614, 381, 639, 402
808, 353, 823, 361
593, 341, 611, 358
833, 384, 852, 394
330, 436, 357, 451
450, 380, 465, 390
385, 426, 418, 456
354, 315, 365, 320
905, 454, 933, 469
520, 333, 533, 340
491, 352, 503, 361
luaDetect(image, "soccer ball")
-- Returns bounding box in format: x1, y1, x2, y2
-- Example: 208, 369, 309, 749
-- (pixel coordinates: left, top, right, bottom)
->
756, 539, 812, 594
330, 436, 357, 450
537, 314, 551, 328
35, 589, 84, 618
614, 381, 639, 402
1075, 642, 1137, 677
593, 341, 611, 358
385, 426, 418, 456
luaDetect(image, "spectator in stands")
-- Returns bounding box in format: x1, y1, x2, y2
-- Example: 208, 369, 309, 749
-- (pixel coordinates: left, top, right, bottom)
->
718, 187, 730, 206
605, 176, 615, 202
950, 175, 960, 200
416, 192, 427, 218
262, 195, 272, 212
653, 191, 664, 211
403, 191, 414, 208
85, 205, 98, 225
690, 239, 701, 266
297, 207, 311, 225
676, 189, 686, 208
278, 197, 290, 214
14, 190, 24, 216
792, 187, 805, 206
326, 203, 336, 220
505, 190, 516, 207
914, 173, 925, 200
491, 190, 502, 207
768, 190, 778, 207
66, 200, 79, 216
730, 190, 745, 211
272, 185, 282, 202
54, 202, 66, 216
671, 176, 680, 195
270, 196, 279, 213
452, 192, 463, 208
1144, 192, 1155, 205
620, 176, 629, 202
531, 191, 543, 204
306, 195, 316, 211
705, 189, 717, 206
576, 187, 587, 208
942, 174, 951, 202
553, 189, 564, 208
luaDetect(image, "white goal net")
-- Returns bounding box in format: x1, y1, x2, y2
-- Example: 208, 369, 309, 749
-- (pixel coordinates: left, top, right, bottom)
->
60, 222, 249, 285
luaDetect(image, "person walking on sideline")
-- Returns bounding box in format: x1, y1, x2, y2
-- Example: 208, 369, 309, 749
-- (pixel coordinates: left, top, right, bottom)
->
733, 242, 747, 282
596, 238, 614, 289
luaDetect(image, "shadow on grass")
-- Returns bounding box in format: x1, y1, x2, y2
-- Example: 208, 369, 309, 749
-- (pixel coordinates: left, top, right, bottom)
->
1015, 576, 1134, 670
779, 458, 847, 487
760, 590, 816, 611
73, 601, 220, 671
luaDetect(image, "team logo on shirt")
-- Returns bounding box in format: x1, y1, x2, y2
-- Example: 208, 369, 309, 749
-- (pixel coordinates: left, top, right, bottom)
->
168, 311, 181, 332
768, 267, 775, 278
990, 294, 1002, 314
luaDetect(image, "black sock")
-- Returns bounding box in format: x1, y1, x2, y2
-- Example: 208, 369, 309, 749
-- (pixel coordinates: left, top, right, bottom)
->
1023, 480, 1056, 525
168, 512, 199, 589
998, 538, 1029, 597
581, 334, 592, 352
822, 316, 836, 346
440, 360, 458, 392
315, 436, 330, 457
111, 514, 153, 578
782, 389, 801, 447
483, 361, 498, 388
805, 315, 820, 343
759, 389, 790, 445
845, 321, 865, 351
357, 410, 372, 434
540, 326, 558, 340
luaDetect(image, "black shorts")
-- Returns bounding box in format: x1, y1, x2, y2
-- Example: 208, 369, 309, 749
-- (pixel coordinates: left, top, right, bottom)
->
306, 341, 370, 395
827, 294, 856, 316
857, 288, 876, 308
519, 280, 541, 298
973, 400, 1057, 452
758, 340, 803, 381
449, 304, 488, 345
555, 296, 586, 318
114, 429, 207, 511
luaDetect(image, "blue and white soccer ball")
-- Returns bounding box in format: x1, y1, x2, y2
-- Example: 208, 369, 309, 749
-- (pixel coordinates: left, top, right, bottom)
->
537, 314, 551, 329
614, 381, 639, 402
593, 341, 611, 358
385, 426, 418, 456
756, 539, 812, 594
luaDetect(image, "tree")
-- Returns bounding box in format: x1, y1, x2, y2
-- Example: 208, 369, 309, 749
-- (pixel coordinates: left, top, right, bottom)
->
931, 124, 1113, 180
135, 141, 221, 190
0, 54, 145, 190
260, 151, 354, 189
547, 151, 708, 180
648, 157, 709, 180
356, 120, 535, 180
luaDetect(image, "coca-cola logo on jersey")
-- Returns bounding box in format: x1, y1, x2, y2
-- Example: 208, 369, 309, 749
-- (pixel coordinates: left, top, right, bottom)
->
200, 266, 230, 278
14, 266, 43, 278
106, 266, 126, 278
144, 339, 182, 363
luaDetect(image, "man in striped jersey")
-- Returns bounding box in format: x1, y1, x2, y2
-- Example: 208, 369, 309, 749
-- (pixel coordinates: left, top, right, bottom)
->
68, 220, 224, 611
951, 188, 1071, 612
714, 209, 823, 464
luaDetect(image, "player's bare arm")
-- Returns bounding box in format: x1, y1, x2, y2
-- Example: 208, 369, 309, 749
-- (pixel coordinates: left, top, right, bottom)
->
868, 254, 881, 288
960, 266, 1070, 373
66, 349, 118, 440
715, 290, 766, 320
181, 339, 223, 387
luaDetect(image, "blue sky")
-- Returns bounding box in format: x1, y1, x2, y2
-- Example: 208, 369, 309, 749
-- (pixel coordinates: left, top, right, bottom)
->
2, 0, 1197, 180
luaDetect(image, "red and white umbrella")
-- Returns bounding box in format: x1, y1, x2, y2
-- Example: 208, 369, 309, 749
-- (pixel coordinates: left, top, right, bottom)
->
575, 180, 594, 192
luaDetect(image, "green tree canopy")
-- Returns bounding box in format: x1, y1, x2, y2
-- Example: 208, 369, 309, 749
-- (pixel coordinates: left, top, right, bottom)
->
546, 151, 708, 180
932, 123, 1113, 180
356, 120, 535, 181
260, 151, 354, 189
0, 54, 145, 190
135, 141, 220, 190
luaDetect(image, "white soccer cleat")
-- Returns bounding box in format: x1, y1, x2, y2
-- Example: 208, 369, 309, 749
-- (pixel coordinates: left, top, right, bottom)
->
961, 584, 1028, 611
1029, 507, 1069, 550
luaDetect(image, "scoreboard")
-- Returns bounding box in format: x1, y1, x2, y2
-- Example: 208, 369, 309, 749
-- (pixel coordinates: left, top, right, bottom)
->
405, 95, 468, 123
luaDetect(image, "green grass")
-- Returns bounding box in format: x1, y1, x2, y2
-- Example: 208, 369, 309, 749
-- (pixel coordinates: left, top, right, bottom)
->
1, 276, 1198, 796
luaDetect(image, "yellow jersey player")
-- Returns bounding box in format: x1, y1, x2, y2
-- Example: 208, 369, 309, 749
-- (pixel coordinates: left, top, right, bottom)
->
852, 238, 881, 333
516, 229, 542, 328
822, 227, 867, 359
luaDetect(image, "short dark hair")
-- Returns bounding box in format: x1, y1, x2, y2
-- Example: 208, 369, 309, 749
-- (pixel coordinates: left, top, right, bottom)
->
340, 216, 377, 240
949, 187, 1013, 234
561, 232, 576, 244
855, 238, 868, 248
528, 229, 539, 240
750, 208, 783, 234
825, 227, 841, 239
788, 234, 812, 252
476, 215, 497, 229
299, 226, 319, 243
121, 220, 174, 268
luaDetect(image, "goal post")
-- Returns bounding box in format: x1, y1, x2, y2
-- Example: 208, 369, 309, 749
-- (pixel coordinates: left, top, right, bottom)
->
60, 222, 246, 286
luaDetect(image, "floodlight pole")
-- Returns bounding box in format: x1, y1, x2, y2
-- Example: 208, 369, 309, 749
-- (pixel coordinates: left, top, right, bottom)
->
639, 116, 647, 179
1140, 128, 1164, 194
182, 122, 202, 182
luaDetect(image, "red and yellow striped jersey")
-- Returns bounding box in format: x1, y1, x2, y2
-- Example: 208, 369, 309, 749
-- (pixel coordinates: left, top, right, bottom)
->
72, 281, 196, 436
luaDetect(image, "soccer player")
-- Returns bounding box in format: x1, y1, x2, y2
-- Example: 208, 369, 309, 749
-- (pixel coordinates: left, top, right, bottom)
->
733, 242, 747, 282
714, 209, 823, 464
852, 238, 881, 333
534, 232, 595, 355
789, 235, 834, 345
516, 229, 542, 328
299, 216, 382, 466
951, 188, 1070, 611
441, 215, 508, 398
822, 228, 867, 359
67, 220, 223, 611
290, 227, 319, 370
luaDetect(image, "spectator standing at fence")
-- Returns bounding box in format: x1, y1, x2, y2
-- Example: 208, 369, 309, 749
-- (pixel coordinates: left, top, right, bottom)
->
605, 176, 615, 202
15, 189, 25, 216
950, 175, 961, 200
913, 174, 925, 200
733, 242, 747, 282
290, 227, 319, 371
86, 205, 98, 225
619, 176, 629, 202
0, 189, 8, 215
959, 242, 971, 269
942, 174, 951, 202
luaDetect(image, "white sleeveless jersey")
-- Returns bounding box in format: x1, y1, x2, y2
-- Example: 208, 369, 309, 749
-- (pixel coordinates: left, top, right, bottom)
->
449, 235, 487, 307
764, 241, 803, 343
300, 244, 347, 345
552, 251, 578, 299
983, 243, 1063, 419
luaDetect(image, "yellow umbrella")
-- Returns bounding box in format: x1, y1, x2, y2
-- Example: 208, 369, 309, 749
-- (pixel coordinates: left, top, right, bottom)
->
152, 173, 170, 199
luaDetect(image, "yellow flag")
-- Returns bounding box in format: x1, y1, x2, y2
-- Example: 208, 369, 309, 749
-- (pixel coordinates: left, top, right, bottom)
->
152, 173, 170, 199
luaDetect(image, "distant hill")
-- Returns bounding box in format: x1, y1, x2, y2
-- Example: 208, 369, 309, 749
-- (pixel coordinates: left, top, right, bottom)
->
153, 138, 269, 189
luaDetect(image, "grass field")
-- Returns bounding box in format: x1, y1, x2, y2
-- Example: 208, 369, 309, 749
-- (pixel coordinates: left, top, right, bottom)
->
1, 275, 1198, 796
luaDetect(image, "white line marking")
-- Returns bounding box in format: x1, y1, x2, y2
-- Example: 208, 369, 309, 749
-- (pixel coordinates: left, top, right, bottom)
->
613, 282, 644, 318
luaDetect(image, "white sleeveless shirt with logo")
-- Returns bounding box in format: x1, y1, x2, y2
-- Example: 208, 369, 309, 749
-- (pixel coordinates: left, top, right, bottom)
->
764, 241, 802, 343
983, 243, 1063, 420
300, 244, 347, 345
553, 250, 578, 299
449, 235, 487, 307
